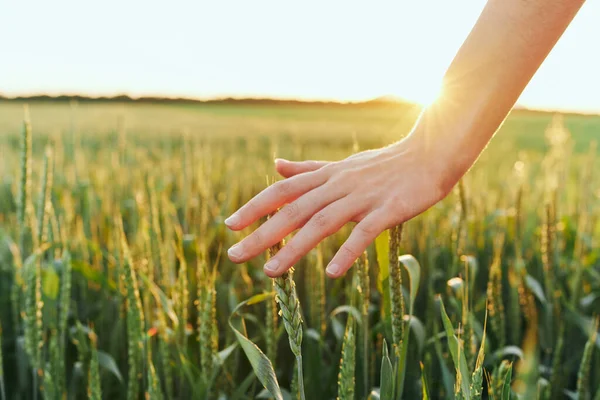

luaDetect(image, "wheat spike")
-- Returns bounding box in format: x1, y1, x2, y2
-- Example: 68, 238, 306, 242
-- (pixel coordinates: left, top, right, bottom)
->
35, 148, 53, 249
270, 230, 305, 400
274, 270, 303, 358
18, 108, 33, 256
23, 252, 43, 380
199, 267, 218, 384
389, 224, 405, 355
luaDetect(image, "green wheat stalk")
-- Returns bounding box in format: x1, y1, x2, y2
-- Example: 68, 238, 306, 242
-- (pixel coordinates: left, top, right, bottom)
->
548, 323, 565, 400
145, 176, 167, 290
307, 246, 326, 338
265, 279, 278, 365
291, 362, 300, 400
455, 179, 468, 270
46, 332, 61, 400
158, 333, 174, 400
507, 269, 522, 346
337, 315, 356, 400
486, 235, 506, 348
541, 204, 555, 308
174, 241, 189, 349
88, 331, 102, 400
147, 353, 164, 400
576, 319, 598, 400
469, 312, 487, 399
462, 261, 475, 372
357, 251, 370, 393
0, 320, 5, 400
57, 250, 72, 396
120, 220, 145, 400
72, 322, 91, 395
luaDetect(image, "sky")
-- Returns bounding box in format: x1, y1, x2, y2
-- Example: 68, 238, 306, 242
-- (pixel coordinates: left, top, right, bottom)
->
1, 1, 599, 112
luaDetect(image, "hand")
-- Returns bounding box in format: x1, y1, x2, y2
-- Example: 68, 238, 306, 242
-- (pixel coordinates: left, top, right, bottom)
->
224, 132, 456, 278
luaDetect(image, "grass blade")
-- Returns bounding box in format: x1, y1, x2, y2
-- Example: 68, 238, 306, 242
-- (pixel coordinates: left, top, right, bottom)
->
380, 339, 394, 400
229, 293, 283, 400
439, 297, 471, 399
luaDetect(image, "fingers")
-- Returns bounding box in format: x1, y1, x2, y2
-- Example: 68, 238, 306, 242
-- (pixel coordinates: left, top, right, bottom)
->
225, 170, 327, 231
325, 210, 389, 278
262, 197, 357, 277
275, 158, 330, 178
227, 183, 346, 264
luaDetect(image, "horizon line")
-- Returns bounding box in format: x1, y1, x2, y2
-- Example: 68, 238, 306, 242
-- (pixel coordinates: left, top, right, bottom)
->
1, 91, 598, 117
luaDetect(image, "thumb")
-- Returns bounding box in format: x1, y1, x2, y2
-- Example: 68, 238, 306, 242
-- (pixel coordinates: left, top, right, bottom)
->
275, 158, 330, 178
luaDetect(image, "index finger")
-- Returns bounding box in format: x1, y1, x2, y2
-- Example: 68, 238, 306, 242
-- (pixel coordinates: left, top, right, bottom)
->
224, 170, 327, 231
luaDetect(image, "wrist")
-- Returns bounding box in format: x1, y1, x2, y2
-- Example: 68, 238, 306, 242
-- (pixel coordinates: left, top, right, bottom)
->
404, 105, 481, 194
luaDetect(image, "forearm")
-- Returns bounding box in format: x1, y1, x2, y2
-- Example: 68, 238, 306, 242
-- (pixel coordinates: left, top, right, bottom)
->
410, 0, 584, 188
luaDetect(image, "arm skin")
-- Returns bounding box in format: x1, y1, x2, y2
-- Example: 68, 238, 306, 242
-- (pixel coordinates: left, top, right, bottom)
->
225, 0, 585, 278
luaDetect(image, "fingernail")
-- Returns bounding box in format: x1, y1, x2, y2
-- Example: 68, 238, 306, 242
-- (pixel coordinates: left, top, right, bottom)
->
264, 259, 280, 273
326, 263, 340, 276
224, 213, 240, 227
228, 244, 243, 259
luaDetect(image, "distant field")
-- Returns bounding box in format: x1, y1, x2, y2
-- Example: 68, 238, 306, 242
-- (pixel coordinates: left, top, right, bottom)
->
1, 100, 599, 151
1, 100, 599, 399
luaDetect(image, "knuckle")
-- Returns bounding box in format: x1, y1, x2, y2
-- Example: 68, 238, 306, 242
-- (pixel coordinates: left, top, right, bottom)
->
321, 162, 342, 178
355, 222, 377, 237
340, 244, 359, 260
310, 211, 328, 229
283, 201, 301, 221
384, 196, 410, 222
328, 170, 351, 187
274, 180, 293, 197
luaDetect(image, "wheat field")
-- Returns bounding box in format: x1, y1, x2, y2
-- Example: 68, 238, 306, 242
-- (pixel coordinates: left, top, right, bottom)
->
0, 100, 599, 400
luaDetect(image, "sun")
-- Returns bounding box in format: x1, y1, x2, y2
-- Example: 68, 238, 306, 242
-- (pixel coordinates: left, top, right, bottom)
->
408, 79, 444, 107
386, 75, 444, 108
